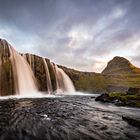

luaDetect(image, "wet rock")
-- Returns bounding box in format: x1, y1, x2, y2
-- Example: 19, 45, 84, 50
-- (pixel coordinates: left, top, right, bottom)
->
122, 115, 140, 128
0, 97, 140, 140
95, 93, 114, 102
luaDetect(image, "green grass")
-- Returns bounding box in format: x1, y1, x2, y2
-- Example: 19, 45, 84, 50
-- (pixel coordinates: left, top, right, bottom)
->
108, 92, 140, 107
74, 74, 107, 93
73, 73, 140, 93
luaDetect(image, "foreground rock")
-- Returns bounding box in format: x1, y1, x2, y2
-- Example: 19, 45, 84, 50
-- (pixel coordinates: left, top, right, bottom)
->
122, 115, 140, 128
0, 96, 139, 140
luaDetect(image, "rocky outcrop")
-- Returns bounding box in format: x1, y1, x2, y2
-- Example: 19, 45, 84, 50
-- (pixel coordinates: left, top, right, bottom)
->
95, 93, 114, 102
122, 115, 140, 128
0, 39, 15, 95
95, 91, 140, 108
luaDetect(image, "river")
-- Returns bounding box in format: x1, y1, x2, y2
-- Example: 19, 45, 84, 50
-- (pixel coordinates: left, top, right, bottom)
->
0, 94, 139, 140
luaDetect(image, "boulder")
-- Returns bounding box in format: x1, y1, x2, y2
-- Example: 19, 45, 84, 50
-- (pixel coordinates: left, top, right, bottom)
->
122, 115, 140, 128
95, 93, 114, 102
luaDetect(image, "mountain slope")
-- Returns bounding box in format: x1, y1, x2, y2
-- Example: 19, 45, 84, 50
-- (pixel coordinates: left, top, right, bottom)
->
102, 56, 140, 75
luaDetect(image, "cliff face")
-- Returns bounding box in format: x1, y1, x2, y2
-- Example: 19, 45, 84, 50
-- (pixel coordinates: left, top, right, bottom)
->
1, 39, 140, 95
22, 54, 57, 92
0, 39, 15, 95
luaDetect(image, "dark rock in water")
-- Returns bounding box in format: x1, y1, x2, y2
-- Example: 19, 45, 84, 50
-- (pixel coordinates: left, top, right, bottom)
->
95, 93, 114, 102
122, 115, 140, 128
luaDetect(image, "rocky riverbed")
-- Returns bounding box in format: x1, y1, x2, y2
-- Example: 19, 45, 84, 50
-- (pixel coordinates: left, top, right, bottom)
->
0, 95, 140, 140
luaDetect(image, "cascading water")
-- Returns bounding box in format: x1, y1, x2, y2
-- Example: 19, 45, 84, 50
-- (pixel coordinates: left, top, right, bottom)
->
43, 58, 52, 94
0, 39, 75, 96
58, 68, 75, 92
54, 64, 75, 93
2, 40, 38, 95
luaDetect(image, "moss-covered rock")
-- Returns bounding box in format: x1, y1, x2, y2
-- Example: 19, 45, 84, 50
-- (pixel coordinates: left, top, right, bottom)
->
95, 92, 140, 108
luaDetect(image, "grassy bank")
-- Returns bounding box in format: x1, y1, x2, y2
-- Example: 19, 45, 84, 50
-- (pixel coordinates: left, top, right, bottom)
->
108, 92, 140, 108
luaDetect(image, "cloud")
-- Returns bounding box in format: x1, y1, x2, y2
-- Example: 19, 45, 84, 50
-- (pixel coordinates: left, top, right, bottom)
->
0, 0, 140, 72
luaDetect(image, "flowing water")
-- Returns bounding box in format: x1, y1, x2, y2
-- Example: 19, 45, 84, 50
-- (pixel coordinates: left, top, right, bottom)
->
8, 44, 38, 95
43, 58, 52, 94
55, 64, 75, 93
0, 94, 139, 140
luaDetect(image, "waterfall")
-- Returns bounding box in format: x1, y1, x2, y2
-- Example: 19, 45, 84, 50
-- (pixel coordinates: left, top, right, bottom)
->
0, 39, 75, 96
43, 58, 52, 94
3, 40, 38, 95
54, 64, 75, 93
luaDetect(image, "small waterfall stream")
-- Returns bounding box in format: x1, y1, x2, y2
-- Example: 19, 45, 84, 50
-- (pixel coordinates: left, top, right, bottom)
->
43, 58, 52, 94
54, 64, 75, 93
2, 40, 38, 95
58, 68, 75, 92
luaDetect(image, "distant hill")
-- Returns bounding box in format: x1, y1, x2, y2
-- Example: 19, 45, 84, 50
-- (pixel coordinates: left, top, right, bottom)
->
102, 56, 140, 75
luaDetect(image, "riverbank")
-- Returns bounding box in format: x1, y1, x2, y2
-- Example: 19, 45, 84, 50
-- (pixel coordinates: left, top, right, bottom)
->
95, 92, 140, 108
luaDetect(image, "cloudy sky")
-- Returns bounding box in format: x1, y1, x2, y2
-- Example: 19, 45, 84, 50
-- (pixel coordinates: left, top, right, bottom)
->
0, 0, 140, 72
